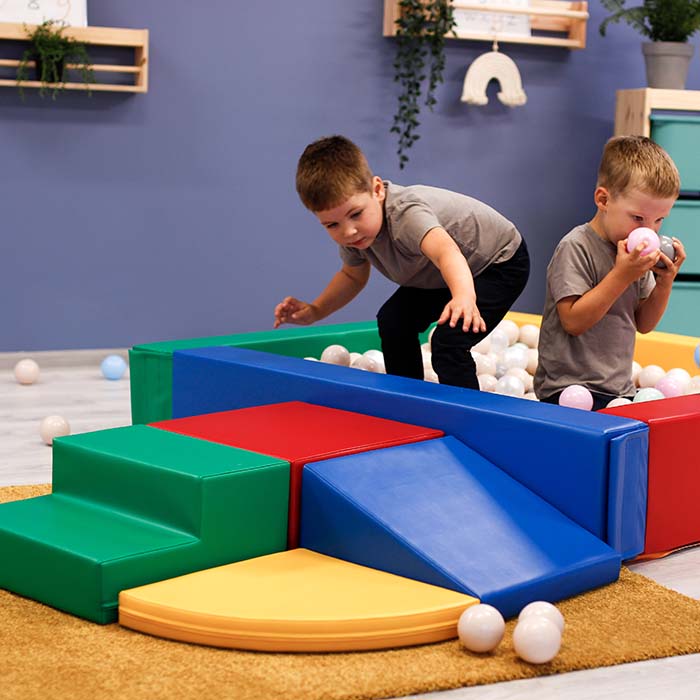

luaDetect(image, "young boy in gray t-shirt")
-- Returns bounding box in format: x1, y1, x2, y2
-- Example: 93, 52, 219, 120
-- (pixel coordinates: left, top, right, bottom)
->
534, 136, 686, 410
273, 135, 529, 390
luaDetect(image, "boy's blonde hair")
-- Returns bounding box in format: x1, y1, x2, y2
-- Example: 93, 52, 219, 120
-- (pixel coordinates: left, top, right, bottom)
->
597, 135, 680, 199
296, 135, 374, 211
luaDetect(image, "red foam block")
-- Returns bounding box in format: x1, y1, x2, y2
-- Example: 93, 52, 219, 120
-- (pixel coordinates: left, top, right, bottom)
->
601, 394, 700, 554
151, 401, 443, 548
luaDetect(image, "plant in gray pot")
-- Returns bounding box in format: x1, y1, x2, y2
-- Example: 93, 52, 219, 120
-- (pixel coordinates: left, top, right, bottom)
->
600, 0, 700, 89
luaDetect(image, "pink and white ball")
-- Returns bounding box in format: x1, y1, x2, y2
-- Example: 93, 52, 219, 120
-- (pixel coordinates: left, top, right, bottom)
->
14, 358, 40, 385
559, 384, 593, 411
512, 616, 562, 664
39, 415, 70, 446
320, 344, 351, 366
457, 604, 505, 653
626, 227, 660, 256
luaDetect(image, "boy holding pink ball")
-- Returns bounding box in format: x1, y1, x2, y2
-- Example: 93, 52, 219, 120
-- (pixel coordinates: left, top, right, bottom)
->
535, 136, 686, 410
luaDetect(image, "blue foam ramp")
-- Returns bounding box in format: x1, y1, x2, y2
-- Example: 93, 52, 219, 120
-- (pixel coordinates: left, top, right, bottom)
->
300, 436, 621, 617
170, 346, 648, 559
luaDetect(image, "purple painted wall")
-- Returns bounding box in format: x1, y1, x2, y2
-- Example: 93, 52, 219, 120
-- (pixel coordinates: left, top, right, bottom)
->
1, 1, 698, 351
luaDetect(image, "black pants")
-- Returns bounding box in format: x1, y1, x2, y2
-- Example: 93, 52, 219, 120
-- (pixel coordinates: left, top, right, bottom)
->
376, 238, 530, 389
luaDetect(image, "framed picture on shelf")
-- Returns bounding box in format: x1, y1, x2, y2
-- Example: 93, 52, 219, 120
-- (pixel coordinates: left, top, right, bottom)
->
454, 0, 531, 38
0, 0, 87, 27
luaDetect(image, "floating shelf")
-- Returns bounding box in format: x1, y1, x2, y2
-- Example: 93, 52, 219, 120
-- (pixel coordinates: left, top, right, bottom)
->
384, 0, 589, 49
615, 88, 700, 137
0, 21, 148, 94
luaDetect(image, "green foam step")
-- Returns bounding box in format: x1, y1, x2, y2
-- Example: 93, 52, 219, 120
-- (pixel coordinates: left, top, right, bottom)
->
0, 425, 290, 623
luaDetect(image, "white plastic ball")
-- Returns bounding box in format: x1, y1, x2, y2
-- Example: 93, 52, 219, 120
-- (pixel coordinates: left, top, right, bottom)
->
665, 368, 691, 392
349, 352, 363, 364
518, 324, 540, 348
638, 364, 666, 389
506, 367, 533, 392
512, 617, 562, 664
686, 376, 700, 394
303, 357, 319, 361
39, 415, 70, 446
496, 319, 520, 346
518, 601, 565, 634
474, 353, 497, 377
631, 361, 642, 386
14, 358, 40, 385
363, 349, 385, 373
100, 354, 127, 380
350, 355, 372, 371
478, 374, 498, 392
606, 397, 632, 408
526, 349, 538, 376
320, 344, 351, 366
502, 345, 529, 371
495, 374, 525, 398
634, 387, 665, 403
559, 384, 593, 411
523, 392, 539, 401
488, 329, 509, 354
457, 604, 505, 653
472, 337, 490, 354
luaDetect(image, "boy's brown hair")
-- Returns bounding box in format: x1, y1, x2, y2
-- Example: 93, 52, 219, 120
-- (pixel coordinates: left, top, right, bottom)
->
597, 135, 680, 199
296, 135, 374, 211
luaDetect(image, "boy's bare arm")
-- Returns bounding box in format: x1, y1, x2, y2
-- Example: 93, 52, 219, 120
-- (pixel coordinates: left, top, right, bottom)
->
635, 237, 686, 333
557, 240, 660, 336
273, 262, 370, 328
420, 227, 486, 333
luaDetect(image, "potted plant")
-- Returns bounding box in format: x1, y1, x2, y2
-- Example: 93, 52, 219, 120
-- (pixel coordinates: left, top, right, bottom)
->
16, 19, 95, 99
599, 0, 700, 89
391, 0, 456, 168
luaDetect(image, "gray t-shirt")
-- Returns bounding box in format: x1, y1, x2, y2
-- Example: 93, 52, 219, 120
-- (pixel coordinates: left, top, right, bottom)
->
534, 223, 656, 400
339, 182, 522, 288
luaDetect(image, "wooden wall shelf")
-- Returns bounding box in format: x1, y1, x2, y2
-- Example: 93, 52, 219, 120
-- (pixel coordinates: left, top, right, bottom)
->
0, 22, 148, 94
614, 88, 700, 137
384, 0, 589, 49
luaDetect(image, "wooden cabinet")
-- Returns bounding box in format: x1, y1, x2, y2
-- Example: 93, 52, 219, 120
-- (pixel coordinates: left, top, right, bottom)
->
0, 22, 148, 94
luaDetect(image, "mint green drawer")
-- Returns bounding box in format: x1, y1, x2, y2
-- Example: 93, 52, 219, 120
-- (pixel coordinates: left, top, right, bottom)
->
651, 114, 700, 192
661, 200, 700, 275
655, 281, 700, 336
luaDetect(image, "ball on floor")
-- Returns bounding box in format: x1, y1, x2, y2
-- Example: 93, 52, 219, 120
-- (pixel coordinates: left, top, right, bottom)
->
512, 616, 562, 664
457, 604, 505, 653
39, 415, 70, 445
14, 358, 40, 385
101, 355, 127, 380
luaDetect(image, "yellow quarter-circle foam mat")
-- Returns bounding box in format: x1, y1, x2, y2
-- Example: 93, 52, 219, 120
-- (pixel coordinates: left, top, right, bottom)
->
119, 548, 478, 651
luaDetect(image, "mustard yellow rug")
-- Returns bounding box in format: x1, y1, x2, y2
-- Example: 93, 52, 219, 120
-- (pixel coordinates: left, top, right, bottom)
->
3, 484, 700, 700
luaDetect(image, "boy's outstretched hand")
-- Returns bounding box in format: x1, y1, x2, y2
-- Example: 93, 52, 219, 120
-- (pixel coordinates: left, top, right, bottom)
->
437, 296, 487, 333
273, 297, 319, 328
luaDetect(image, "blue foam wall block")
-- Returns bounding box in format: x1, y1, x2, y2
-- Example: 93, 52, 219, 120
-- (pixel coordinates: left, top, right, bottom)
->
300, 436, 621, 618
171, 346, 648, 558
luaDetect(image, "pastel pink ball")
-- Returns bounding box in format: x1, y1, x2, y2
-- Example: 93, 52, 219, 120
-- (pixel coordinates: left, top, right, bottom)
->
559, 384, 594, 410
626, 227, 660, 256
655, 376, 683, 398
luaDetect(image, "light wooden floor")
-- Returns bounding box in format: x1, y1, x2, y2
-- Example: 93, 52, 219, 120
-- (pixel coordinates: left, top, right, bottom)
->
2, 357, 699, 700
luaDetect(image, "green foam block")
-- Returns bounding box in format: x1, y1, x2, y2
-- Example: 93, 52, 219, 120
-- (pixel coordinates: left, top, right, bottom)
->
0, 425, 289, 623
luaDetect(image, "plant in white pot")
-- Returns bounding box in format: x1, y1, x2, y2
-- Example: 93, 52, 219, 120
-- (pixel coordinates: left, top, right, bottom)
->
600, 0, 700, 89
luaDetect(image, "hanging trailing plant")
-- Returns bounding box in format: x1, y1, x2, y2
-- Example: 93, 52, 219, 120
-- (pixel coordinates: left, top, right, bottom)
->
391, 0, 456, 169
16, 20, 95, 100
